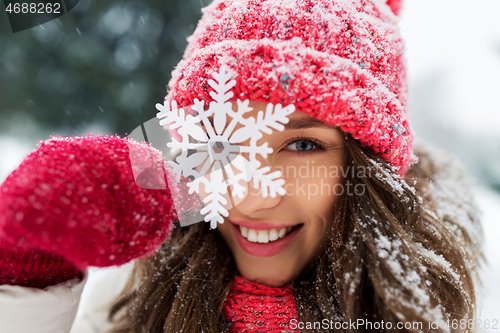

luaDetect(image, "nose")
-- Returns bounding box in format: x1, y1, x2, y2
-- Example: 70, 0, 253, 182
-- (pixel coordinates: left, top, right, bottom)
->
229, 182, 283, 217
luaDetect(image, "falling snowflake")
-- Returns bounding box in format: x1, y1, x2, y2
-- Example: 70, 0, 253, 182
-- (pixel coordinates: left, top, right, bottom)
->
155, 66, 295, 228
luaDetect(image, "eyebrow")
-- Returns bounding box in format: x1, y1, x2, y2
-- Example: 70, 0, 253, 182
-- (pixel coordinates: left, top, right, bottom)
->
284, 117, 333, 130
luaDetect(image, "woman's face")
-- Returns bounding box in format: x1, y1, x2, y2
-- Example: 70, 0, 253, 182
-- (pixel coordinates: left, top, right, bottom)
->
216, 101, 345, 286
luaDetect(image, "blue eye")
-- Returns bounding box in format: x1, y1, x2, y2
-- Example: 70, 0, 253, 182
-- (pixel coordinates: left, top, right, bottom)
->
287, 140, 317, 151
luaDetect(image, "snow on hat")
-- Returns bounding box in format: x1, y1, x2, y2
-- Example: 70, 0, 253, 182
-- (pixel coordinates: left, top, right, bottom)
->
165, 0, 415, 176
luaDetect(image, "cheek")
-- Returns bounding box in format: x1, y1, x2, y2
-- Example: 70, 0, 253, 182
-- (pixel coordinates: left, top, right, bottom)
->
218, 217, 232, 237
281, 159, 344, 207
217, 219, 236, 250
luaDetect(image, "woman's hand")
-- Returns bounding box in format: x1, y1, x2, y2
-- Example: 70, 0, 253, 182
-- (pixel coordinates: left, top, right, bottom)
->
0, 135, 181, 288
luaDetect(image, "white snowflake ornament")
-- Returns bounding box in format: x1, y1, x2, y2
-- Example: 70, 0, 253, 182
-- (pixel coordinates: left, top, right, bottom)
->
156, 66, 295, 229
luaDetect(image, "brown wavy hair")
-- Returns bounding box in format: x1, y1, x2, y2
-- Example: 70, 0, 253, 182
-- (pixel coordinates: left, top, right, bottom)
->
108, 135, 482, 332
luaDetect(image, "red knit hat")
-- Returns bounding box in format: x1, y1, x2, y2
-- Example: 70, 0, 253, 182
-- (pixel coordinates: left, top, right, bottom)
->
165, 0, 415, 176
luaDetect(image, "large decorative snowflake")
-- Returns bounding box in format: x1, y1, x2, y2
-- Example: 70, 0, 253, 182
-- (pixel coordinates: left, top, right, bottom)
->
155, 66, 295, 228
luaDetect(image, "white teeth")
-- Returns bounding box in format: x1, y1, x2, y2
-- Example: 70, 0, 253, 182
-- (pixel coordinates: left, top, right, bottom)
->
269, 228, 279, 241
240, 226, 248, 238
239, 225, 298, 243
247, 229, 258, 242
257, 230, 269, 243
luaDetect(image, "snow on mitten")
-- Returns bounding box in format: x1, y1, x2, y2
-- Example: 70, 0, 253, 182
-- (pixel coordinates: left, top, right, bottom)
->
0, 135, 191, 288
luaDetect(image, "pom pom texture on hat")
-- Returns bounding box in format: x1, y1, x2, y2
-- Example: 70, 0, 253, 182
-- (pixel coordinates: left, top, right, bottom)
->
166, 0, 415, 176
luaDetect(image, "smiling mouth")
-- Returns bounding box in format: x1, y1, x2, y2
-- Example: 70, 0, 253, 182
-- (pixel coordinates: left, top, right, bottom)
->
238, 224, 302, 243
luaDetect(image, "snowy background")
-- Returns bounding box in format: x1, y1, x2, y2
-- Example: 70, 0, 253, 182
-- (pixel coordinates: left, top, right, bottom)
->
0, 0, 499, 327
399, 0, 500, 324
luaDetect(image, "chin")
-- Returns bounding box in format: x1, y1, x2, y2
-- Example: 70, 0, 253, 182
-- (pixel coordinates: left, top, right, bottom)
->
235, 259, 301, 287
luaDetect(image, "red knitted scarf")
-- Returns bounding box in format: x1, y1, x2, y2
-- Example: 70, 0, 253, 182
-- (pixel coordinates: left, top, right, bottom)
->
223, 276, 298, 332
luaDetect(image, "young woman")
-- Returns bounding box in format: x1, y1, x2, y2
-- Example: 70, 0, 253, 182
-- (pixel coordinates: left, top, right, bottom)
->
0, 0, 483, 332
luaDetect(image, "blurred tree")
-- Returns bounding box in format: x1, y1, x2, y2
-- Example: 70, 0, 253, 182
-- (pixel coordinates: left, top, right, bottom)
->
0, 0, 212, 136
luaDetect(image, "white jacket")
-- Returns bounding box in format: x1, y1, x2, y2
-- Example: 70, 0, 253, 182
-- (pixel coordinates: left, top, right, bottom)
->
0, 142, 487, 333
0, 263, 134, 333
0, 272, 87, 333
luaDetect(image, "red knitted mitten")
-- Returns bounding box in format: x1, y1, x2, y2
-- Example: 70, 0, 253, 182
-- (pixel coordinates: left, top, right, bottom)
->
0, 135, 190, 288
0, 239, 81, 288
